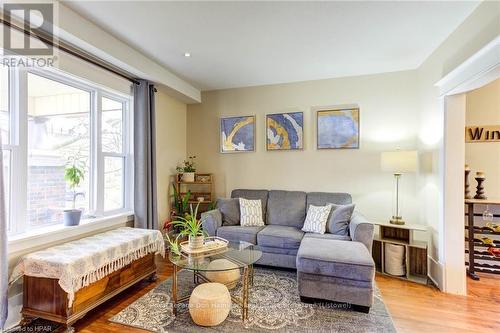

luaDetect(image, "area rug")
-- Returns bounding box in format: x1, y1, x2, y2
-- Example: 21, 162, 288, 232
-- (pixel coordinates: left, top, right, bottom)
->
110, 267, 396, 332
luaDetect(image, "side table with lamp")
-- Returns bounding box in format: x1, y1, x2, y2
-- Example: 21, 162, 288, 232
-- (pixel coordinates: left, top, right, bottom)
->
373, 150, 429, 284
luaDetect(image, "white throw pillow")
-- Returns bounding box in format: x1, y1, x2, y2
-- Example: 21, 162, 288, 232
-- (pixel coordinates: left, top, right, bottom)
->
239, 198, 265, 227
302, 204, 333, 234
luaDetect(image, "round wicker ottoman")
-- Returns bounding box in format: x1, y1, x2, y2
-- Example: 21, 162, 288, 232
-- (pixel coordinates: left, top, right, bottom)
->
189, 282, 232, 326
205, 259, 241, 289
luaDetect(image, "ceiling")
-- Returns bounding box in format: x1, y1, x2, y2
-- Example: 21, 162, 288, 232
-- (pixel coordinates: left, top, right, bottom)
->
64, 1, 480, 91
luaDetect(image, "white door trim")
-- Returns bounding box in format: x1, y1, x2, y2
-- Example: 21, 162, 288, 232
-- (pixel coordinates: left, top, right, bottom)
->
435, 35, 500, 295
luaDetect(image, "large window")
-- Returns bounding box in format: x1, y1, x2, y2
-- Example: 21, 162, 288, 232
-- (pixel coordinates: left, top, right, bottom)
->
2, 67, 132, 235
1, 65, 10, 231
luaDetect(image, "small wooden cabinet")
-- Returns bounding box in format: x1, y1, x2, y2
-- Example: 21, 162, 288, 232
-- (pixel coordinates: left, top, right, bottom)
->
372, 221, 429, 284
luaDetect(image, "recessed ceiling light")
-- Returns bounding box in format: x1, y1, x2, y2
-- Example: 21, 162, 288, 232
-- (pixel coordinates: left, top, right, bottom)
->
184, 52, 191, 57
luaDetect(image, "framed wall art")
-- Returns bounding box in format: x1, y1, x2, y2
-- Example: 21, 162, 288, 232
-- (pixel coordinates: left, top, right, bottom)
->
266, 112, 304, 151
317, 108, 359, 149
220, 115, 256, 153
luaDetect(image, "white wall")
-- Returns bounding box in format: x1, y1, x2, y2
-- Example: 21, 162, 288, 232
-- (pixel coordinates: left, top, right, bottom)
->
465, 79, 500, 198
187, 70, 420, 224
417, 0, 500, 290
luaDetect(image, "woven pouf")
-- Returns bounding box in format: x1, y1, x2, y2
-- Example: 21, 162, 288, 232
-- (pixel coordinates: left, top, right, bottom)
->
189, 282, 232, 326
205, 259, 241, 289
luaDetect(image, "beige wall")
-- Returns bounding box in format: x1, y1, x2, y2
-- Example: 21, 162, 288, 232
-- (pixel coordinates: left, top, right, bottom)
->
155, 87, 187, 227
416, 0, 500, 289
466, 79, 500, 198
187, 70, 420, 223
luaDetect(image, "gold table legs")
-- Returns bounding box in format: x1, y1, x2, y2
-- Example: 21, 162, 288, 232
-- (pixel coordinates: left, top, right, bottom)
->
171, 264, 254, 322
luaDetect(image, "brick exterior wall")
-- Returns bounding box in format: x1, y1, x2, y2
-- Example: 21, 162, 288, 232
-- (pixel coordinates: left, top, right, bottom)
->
27, 165, 66, 226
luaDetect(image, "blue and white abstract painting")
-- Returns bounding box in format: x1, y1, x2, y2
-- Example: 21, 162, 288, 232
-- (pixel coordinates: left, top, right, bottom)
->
220, 116, 255, 152
317, 109, 359, 149
266, 112, 304, 150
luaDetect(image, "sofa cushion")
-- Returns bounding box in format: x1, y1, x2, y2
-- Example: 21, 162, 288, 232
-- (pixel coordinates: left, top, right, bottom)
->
296, 237, 375, 281
239, 198, 265, 227
231, 189, 269, 220
257, 225, 304, 249
302, 204, 332, 234
306, 192, 352, 207
266, 190, 306, 227
327, 203, 355, 235
302, 233, 351, 241
216, 226, 265, 244
216, 198, 240, 226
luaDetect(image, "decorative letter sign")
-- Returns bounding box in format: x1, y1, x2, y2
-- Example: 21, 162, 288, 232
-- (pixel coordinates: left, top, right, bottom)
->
466, 126, 500, 142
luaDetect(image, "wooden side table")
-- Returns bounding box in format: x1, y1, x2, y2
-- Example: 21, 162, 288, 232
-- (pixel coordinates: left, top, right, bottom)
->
372, 221, 429, 284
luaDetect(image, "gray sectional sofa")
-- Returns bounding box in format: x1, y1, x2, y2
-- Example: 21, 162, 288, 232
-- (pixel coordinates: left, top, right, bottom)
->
201, 189, 375, 312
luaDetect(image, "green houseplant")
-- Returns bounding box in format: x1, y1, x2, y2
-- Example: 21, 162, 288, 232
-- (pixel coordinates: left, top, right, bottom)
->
63, 158, 85, 226
171, 183, 191, 217
172, 203, 207, 250
176, 155, 196, 182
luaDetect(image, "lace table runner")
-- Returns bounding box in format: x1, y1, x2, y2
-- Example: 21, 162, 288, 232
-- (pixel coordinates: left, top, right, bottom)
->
10, 227, 165, 307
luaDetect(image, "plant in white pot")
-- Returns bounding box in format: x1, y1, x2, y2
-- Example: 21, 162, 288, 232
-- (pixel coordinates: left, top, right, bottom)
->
176, 155, 196, 182
172, 203, 207, 250
63, 158, 85, 226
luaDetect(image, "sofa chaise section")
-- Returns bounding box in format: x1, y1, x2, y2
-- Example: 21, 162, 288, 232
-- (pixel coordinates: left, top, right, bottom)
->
296, 211, 375, 312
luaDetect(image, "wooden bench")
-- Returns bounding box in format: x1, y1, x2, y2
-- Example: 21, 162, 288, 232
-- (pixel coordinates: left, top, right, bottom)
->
11, 227, 164, 332
21, 253, 157, 331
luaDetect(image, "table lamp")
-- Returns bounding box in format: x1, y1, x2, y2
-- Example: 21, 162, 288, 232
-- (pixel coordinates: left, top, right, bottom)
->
381, 150, 417, 225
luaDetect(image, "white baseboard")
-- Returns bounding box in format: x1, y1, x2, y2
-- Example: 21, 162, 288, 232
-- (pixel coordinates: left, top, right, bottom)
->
428, 255, 444, 290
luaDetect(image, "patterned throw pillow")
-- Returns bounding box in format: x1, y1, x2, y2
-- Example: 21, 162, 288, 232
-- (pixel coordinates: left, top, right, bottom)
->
239, 198, 265, 227
302, 204, 333, 234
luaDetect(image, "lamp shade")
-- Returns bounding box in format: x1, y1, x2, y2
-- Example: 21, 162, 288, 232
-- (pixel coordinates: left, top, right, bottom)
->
381, 150, 417, 173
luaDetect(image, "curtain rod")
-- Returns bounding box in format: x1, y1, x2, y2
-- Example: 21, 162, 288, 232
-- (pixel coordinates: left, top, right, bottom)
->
0, 16, 141, 85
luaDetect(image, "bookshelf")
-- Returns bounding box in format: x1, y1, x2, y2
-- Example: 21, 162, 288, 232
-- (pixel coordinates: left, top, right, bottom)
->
173, 173, 214, 216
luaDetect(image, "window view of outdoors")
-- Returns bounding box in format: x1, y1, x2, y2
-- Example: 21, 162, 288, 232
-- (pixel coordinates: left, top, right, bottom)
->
102, 97, 124, 211
1, 65, 10, 230
27, 73, 91, 227
0, 65, 8, 144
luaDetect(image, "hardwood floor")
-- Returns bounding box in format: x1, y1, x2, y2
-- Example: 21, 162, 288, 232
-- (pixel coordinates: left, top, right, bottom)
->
74, 255, 500, 333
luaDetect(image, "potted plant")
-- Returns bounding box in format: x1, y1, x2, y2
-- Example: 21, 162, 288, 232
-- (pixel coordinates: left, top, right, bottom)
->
171, 184, 191, 218
172, 203, 207, 250
165, 233, 182, 256
176, 155, 196, 182
63, 158, 85, 226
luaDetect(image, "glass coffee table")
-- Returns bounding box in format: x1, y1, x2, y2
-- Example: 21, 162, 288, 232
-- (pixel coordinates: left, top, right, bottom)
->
168, 241, 262, 321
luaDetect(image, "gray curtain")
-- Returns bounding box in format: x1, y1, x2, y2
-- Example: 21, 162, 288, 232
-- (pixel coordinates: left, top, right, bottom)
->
0, 137, 8, 329
133, 80, 158, 229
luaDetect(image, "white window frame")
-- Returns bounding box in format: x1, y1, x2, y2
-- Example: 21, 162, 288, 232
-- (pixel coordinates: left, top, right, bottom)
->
4, 65, 133, 236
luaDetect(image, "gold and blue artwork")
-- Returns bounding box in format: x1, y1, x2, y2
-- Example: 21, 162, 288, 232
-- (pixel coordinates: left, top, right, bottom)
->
220, 115, 255, 153
266, 112, 304, 150
317, 109, 359, 149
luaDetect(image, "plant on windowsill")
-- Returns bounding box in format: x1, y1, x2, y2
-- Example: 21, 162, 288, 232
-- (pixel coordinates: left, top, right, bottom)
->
172, 202, 207, 250
63, 157, 85, 226
176, 155, 196, 182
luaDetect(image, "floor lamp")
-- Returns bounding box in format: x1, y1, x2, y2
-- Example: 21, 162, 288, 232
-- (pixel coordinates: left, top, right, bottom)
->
381, 150, 417, 225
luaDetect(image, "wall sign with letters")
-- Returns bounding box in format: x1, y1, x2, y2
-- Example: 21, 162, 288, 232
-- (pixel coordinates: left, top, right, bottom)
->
466, 126, 500, 142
